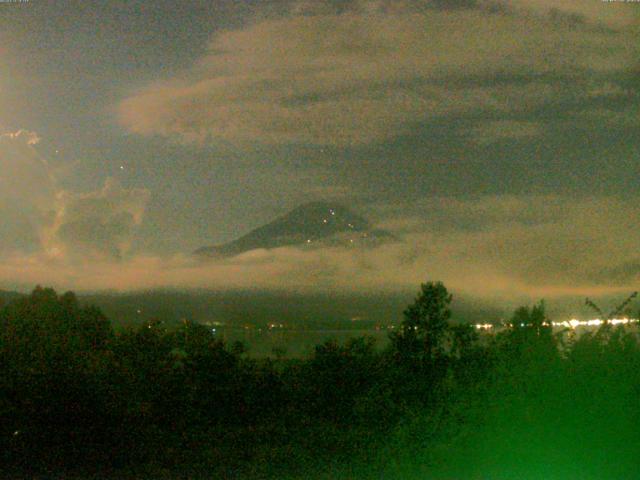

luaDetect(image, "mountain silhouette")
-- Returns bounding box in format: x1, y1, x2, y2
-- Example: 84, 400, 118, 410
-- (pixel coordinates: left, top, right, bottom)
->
194, 201, 397, 258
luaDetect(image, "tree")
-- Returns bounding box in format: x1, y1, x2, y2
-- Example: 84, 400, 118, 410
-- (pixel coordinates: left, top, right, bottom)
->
499, 301, 557, 369
0, 287, 118, 471
307, 336, 379, 423
391, 281, 452, 361
586, 291, 638, 326
450, 323, 479, 359
0, 287, 113, 372
507, 301, 550, 339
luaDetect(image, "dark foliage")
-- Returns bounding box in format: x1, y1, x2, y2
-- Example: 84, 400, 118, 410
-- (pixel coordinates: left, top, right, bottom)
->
1, 283, 640, 478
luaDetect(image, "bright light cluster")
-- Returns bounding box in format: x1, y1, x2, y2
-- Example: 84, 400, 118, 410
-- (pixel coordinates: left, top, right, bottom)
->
558, 318, 637, 329
473, 318, 639, 330
475, 323, 494, 330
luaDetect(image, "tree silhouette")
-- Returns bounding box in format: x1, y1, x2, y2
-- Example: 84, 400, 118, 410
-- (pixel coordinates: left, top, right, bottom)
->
450, 322, 479, 359
586, 292, 638, 323
391, 281, 452, 362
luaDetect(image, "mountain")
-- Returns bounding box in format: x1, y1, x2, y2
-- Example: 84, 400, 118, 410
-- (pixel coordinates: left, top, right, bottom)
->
194, 201, 397, 258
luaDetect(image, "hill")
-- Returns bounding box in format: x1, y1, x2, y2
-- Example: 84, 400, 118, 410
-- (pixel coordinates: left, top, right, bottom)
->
194, 201, 397, 258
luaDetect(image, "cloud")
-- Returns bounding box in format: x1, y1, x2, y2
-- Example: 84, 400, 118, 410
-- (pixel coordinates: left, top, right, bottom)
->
1, 194, 638, 303
118, 0, 638, 147
4, 129, 41, 145
0, 130, 150, 260
469, 120, 542, 145
0, 130, 53, 207
0, 132, 632, 295
406, 195, 640, 289
593, 261, 640, 286
508, 0, 639, 28
573, 104, 640, 131
45, 178, 150, 260
0, 130, 56, 253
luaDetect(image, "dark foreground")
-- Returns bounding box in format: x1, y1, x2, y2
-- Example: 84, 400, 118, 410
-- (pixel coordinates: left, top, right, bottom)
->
1, 284, 639, 479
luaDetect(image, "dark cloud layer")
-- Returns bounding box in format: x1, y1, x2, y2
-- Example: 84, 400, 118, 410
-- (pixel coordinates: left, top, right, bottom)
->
119, 0, 638, 147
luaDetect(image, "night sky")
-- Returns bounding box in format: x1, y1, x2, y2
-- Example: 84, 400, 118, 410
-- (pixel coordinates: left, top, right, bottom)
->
0, 0, 638, 297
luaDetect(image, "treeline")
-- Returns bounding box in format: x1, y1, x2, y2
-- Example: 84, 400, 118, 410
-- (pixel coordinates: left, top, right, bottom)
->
1, 283, 640, 479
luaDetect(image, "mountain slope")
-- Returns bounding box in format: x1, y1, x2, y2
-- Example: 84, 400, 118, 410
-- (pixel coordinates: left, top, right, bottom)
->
194, 201, 396, 258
